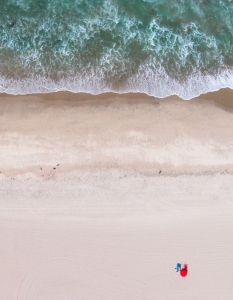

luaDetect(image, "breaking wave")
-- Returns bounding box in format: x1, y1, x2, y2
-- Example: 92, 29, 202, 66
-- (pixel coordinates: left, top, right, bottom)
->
0, 0, 233, 99
1, 67, 233, 100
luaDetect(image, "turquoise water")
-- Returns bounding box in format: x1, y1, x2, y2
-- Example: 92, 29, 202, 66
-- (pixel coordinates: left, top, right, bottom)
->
1, 0, 233, 98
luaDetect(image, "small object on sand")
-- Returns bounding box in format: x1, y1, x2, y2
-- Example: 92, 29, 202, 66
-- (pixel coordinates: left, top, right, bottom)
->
53, 167, 56, 170
57, 164, 59, 166
175, 263, 188, 277
180, 264, 188, 277
159, 170, 162, 174
175, 263, 182, 272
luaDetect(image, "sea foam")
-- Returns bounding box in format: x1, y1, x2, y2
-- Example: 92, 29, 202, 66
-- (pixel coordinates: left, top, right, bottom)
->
0, 0, 233, 99
0, 67, 233, 100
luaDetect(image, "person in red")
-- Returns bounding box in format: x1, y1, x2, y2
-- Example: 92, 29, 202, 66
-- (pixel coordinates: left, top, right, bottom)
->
180, 264, 188, 277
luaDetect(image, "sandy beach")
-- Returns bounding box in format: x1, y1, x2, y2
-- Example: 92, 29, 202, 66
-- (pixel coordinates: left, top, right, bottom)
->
1, 90, 233, 299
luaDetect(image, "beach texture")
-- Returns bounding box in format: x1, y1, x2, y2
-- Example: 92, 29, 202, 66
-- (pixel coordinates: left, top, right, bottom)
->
1, 91, 233, 299
1, 90, 233, 176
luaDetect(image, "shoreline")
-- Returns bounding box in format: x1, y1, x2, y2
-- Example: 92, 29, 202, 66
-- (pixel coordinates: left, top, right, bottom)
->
1, 86, 233, 106
1, 67, 233, 100
0, 88, 233, 178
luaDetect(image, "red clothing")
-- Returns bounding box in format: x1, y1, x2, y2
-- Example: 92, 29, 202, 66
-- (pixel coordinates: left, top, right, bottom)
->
180, 267, 188, 277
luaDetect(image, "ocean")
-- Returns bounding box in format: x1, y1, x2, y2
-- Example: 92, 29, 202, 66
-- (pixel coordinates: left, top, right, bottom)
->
0, 0, 233, 99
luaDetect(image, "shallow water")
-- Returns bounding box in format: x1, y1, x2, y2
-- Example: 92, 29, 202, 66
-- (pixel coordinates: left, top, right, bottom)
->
1, 0, 233, 98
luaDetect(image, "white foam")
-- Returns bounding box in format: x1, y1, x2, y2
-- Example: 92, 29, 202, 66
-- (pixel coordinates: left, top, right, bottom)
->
1, 1, 231, 99
0, 66, 233, 99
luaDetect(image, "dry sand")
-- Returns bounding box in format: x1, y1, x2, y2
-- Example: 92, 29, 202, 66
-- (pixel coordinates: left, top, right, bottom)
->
1, 90, 233, 299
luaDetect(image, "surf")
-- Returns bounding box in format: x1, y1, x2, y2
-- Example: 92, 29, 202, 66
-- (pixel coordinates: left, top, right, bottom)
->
0, 0, 233, 98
